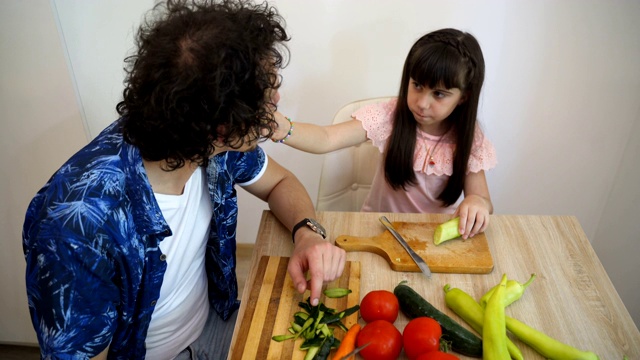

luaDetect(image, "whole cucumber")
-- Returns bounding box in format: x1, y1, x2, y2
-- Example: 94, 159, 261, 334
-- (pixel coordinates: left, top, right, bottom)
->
394, 283, 483, 357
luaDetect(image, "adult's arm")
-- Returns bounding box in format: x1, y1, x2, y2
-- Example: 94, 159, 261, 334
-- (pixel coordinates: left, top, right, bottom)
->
90, 347, 109, 360
243, 156, 346, 305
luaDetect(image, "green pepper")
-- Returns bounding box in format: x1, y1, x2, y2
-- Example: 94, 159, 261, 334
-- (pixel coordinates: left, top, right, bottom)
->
443, 284, 523, 360
480, 273, 536, 308
483, 274, 510, 359
505, 316, 599, 360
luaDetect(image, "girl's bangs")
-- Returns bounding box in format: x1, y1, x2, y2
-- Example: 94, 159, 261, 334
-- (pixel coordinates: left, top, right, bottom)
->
410, 45, 464, 90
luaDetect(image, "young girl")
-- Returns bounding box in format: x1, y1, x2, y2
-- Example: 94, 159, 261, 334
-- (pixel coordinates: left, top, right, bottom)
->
271, 28, 496, 239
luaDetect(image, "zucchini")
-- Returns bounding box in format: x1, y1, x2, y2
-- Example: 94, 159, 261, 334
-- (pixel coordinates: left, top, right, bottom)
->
394, 282, 483, 357
313, 336, 335, 360
323, 288, 352, 298
320, 304, 360, 324
434, 217, 462, 245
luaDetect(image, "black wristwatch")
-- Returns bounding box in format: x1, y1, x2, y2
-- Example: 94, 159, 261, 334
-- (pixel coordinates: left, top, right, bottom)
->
291, 218, 326, 243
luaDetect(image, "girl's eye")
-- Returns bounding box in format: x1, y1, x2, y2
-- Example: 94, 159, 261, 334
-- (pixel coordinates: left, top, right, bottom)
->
411, 81, 422, 90
434, 91, 446, 98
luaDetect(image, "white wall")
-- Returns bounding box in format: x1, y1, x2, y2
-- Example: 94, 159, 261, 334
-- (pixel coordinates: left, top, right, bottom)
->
1, 0, 638, 344
593, 109, 640, 327
0, 1, 88, 344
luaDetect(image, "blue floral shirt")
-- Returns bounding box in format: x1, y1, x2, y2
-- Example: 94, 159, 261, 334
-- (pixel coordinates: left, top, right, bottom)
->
22, 120, 266, 359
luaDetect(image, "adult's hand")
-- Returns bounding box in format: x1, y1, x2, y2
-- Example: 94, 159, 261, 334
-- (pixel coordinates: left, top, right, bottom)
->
287, 231, 346, 306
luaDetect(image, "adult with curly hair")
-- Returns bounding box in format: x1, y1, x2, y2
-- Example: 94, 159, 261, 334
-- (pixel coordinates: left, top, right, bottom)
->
22, 1, 346, 359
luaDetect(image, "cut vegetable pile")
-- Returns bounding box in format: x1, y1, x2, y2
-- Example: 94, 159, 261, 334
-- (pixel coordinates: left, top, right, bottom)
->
271, 288, 359, 360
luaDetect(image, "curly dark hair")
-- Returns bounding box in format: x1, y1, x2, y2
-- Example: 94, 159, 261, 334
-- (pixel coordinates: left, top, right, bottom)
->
116, 0, 290, 170
385, 28, 485, 207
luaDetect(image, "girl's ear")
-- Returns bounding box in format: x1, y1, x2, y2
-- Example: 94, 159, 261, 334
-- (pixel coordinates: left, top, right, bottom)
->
458, 91, 469, 105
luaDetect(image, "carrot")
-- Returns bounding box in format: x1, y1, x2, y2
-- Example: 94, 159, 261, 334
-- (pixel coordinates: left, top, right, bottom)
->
332, 323, 361, 360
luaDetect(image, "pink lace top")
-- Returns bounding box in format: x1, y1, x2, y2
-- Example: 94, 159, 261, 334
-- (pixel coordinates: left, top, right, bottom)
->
353, 98, 497, 213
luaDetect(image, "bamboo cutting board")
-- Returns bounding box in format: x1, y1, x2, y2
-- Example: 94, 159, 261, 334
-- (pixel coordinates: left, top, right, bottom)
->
231, 256, 361, 360
336, 221, 493, 274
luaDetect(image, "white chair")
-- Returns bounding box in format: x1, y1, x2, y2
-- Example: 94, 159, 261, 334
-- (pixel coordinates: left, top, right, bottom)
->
316, 96, 394, 211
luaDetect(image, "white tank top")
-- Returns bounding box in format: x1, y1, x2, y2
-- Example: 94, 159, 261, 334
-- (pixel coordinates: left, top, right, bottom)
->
145, 166, 211, 359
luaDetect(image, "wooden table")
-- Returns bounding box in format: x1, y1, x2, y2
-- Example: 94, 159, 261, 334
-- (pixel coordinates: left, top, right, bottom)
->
229, 211, 640, 359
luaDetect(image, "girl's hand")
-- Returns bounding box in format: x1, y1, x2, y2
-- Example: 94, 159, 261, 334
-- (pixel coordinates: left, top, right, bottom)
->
270, 111, 291, 141
453, 194, 491, 239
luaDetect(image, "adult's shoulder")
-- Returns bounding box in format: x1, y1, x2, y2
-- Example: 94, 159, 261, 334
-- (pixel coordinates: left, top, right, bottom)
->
210, 146, 266, 185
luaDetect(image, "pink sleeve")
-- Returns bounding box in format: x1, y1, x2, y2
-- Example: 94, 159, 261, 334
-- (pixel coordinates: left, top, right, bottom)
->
352, 98, 397, 151
468, 128, 497, 173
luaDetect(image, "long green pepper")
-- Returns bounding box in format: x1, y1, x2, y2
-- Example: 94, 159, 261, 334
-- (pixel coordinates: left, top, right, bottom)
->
480, 273, 536, 308
483, 274, 510, 360
443, 284, 523, 360
505, 316, 599, 360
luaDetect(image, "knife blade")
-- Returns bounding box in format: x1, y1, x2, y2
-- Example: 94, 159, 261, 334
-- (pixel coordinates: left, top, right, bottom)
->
379, 216, 432, 278
339, 341, 370, 360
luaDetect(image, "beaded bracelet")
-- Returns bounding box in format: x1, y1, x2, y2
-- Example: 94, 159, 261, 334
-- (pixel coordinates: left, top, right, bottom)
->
272, 117, 294, 143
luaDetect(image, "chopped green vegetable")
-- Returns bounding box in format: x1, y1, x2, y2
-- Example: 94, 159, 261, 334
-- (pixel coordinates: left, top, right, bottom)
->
323, 288, 352, 298
272, 288, 358, 359
272, 334, 296, 342
434, 217, 461, 245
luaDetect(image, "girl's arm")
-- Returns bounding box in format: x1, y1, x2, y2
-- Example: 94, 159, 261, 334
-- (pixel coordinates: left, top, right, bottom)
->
271, 111, 368, 154
454, 170, 493, 239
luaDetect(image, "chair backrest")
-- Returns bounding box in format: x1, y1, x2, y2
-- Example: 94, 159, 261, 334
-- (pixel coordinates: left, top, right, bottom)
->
316, 96, 394, 211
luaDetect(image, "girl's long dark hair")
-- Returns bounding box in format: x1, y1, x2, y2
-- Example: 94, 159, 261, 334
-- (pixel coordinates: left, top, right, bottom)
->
385, 28, 485, 207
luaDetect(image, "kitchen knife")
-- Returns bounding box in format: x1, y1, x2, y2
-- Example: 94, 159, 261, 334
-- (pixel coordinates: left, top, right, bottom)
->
379, 216, 432, 278
339, 342, 370, 360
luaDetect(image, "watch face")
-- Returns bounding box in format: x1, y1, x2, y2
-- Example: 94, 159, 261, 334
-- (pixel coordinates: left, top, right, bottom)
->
307, 218, 326, 237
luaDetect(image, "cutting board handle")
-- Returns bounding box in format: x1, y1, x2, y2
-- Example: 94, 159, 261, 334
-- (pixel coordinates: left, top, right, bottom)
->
336, 235, 389, 259
335, 234, 420, 272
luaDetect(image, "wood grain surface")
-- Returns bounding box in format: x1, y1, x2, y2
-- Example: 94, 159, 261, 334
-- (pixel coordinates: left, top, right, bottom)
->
228, 211, 640, 360
335, 220, 493, 274
231, 256, 360, 360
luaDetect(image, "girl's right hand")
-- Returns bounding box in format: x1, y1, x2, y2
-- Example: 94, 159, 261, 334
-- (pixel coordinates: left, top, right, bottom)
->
453, 194, 491, 239
456, 170, 493, 239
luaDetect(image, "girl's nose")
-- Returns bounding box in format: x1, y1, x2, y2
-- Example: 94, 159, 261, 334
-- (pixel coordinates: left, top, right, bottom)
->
417, 94, 431, 110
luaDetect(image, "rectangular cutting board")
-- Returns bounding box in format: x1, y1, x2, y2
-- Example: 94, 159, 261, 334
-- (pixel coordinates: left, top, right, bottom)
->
335, 221, 493, 274
231, 256, 361, 360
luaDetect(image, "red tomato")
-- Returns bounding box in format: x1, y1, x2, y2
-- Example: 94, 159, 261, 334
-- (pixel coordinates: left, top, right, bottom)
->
402, 317, 442, 360
356, 320, 403, 360
416, 351, 460, 360
359, 290, 399, 323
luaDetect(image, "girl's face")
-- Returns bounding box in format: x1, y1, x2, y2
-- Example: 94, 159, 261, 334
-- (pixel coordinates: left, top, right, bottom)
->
406, 78, 465, 135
